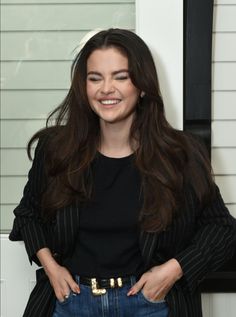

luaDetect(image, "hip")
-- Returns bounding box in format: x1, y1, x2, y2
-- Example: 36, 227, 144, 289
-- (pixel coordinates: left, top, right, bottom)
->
52, 275, 169, 317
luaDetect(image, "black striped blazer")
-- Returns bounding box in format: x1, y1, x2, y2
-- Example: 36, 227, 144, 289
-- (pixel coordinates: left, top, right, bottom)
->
9, 136, 236, 317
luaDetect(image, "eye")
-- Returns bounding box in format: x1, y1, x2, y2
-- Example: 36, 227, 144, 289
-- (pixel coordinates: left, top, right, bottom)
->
87, 76, 101, 82
115, 76, 129, 81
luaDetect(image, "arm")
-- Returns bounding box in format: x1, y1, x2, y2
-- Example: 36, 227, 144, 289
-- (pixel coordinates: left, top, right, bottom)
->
9, 136, 81, 299
36, 248, 80, 301
129, 185, 236, 298
174, 184, 236, 292
9, 136, 49, 265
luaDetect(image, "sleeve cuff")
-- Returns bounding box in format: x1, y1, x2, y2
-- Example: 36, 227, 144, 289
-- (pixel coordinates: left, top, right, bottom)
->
21, 220, 48, 266
174, 246, 208, 292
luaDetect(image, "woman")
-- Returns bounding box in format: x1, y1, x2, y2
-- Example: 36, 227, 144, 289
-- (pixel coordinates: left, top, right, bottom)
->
9, 28, 236, 317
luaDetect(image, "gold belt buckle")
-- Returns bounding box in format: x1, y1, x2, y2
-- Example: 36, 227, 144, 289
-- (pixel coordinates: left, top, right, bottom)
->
110, 278, 115, 288
109, 277, 123, 288
91, 278, 106, 296
117, 277, 123, 287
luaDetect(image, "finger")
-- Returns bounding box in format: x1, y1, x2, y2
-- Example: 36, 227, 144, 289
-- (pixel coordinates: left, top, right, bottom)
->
154, 291, 166, 301
61, 285, 71, 298
66, 275, 80, 294
127, 276, 146, 296
148, 290, 163, 301
55, 290, 65, 302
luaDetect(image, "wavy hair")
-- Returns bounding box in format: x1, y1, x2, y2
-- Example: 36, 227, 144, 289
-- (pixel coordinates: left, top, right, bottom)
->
28, 28, 215, 231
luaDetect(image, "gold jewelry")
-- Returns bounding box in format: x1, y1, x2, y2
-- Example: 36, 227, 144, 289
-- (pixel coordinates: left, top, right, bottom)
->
110, 278, 115, 288
91, 278, 107, 296
117, 277, 123, 287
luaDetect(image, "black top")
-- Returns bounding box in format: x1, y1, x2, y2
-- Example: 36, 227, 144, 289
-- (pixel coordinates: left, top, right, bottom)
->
64, 151, 144, 277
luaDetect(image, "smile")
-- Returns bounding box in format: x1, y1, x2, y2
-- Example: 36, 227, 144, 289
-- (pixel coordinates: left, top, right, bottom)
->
99, 99, 121, 105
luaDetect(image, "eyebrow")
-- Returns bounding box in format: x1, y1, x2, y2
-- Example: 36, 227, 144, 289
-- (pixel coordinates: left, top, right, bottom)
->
87, 69, 129, 76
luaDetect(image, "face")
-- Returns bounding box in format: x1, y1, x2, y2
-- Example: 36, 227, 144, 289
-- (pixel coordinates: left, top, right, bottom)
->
86, 47, 140, 126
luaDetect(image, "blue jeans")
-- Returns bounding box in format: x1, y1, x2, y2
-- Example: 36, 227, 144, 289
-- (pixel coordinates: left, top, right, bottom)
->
52, 276, 169, 317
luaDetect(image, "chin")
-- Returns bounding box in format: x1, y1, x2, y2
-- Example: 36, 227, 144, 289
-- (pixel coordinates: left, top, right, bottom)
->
101, 117, 120, 124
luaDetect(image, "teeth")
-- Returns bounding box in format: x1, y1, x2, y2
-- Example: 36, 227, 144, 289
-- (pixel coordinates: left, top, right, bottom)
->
100, 99, 120, 105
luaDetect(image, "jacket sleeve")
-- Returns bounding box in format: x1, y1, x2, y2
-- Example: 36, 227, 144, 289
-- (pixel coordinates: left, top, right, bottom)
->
174, 185, 236, 293
9, 136, 49, 266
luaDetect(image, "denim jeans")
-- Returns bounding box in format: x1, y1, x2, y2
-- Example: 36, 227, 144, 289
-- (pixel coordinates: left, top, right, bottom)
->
52, 276, 169, 317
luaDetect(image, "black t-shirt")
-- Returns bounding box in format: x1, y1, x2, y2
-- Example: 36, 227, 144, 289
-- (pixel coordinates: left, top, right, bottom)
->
64, 151, 144, 278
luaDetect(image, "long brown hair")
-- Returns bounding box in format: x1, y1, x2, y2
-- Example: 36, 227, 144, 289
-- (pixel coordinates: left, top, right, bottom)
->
28, 28, 215, 231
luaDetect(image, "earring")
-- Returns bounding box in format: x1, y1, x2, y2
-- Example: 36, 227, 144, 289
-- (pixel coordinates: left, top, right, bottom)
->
140, 91, 145, 98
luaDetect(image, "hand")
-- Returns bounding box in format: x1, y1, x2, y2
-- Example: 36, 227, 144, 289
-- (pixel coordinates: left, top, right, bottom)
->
36, 248, 80, 302
127, 259, 183, 301
46, 263, 80, 302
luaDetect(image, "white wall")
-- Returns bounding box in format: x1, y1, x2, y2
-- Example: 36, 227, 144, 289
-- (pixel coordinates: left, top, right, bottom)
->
206, 1, 236, 313
136, 0, 183, 130
212, 0, 236, 218
1, 235, 37, 317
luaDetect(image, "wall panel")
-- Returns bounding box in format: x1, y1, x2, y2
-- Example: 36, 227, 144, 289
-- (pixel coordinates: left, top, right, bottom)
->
1, 177, 27, 205
1, 120, 45, 148
212, 4, 236, 264
1, 61, 71, 90
202, 294, 236, 317
2, 0, 133, 3
136, 0, 183, 129
1, 90, 66, 119
227, 204, 236, 218
212, 92, 236, 120
215, 175, 236, 203
212, 63, 236, 91
1, 31, 88, 61
214, 5, 236, 32
1, 149, 31, 176
212, 33, 236, 62
215, 0, 236, 4
212, 121, 236, 147
0, 235, 38, 317
212, 148, 236, 174
1, 4, 134, 31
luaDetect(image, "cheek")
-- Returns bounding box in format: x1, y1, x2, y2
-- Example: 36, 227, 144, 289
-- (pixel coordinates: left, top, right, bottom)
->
86, 82, 96, 100
126, 88, 139, 104
123, 83, 139, 100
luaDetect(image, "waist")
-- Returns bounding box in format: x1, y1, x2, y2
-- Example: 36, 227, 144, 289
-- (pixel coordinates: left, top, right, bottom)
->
75, 275, 138, 295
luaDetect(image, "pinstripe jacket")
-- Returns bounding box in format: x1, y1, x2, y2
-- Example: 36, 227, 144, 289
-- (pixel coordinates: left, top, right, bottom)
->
9, 137, 236, 317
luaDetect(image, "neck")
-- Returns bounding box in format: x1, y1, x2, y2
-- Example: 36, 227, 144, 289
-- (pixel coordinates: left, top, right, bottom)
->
99, 117, 136, 157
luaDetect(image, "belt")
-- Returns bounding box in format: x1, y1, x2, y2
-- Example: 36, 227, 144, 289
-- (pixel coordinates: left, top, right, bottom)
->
79, 276, 135, 296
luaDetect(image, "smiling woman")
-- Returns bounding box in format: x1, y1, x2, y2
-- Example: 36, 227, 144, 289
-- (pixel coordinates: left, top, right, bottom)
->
86, 47, 141, 156
9, 28, 236, 317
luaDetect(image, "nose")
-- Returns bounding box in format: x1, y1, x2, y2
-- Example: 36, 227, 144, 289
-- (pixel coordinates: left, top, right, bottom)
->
101, 78, 115, 94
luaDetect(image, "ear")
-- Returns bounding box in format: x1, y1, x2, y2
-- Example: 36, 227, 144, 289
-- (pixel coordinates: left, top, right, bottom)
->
140, 91, 145, 98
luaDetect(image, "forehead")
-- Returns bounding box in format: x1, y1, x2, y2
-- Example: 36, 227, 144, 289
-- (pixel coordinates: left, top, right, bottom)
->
87, 47, 128, 71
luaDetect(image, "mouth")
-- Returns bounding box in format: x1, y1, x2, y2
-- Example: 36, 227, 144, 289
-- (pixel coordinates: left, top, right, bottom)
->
99, 99, 122, 106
